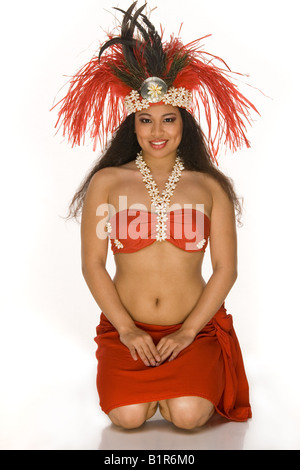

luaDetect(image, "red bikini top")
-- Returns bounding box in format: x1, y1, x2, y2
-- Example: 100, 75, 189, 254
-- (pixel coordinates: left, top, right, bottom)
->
105, 208, 210, 254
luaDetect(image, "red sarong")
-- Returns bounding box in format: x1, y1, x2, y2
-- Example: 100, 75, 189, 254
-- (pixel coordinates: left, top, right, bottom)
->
94, 304, 252, 421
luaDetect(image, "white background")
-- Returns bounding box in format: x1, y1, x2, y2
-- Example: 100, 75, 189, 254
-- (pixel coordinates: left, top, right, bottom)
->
0, 0, 299, 450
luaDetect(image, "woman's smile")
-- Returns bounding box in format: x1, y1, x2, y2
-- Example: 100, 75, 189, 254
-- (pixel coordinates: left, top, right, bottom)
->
149, 140, 168, 150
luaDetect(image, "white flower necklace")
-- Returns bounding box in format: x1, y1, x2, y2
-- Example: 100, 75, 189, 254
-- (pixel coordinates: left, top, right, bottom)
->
135, 151, 184, 241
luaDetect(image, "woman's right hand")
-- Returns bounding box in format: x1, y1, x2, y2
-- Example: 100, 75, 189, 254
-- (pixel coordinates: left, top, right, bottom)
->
119, 327, 161, 367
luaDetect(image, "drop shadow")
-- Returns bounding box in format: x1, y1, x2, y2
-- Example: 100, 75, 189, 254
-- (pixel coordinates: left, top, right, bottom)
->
98, 410, 249, 450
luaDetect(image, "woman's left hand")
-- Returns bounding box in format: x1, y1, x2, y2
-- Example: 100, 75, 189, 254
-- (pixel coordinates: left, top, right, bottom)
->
155, 328, 196, 364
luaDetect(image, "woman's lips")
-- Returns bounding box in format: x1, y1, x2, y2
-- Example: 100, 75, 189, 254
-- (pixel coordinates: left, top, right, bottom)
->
149, 140, 168, 149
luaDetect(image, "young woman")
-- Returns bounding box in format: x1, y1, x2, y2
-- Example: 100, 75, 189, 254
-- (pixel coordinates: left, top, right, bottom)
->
54, 2, 256, 430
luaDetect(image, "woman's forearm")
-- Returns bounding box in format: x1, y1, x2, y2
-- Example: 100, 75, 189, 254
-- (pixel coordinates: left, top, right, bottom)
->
181, 267, 237, 336
82, 261, 136, 334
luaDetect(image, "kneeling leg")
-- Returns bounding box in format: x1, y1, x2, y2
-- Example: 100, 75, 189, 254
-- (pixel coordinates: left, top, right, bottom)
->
159, 396, 214, 430
108, 401, 158, 430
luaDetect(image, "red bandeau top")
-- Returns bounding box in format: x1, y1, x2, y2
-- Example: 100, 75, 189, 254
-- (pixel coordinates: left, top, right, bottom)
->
105, 208, 210, 254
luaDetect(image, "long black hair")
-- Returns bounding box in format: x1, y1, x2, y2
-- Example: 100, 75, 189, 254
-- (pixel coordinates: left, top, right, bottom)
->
66, 109, 243, 225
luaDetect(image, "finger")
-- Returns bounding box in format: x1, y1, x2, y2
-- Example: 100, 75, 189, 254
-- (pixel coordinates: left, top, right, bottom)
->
157, 340, 174, 358
145, 339, 161, 363
129, 348, 138, 361
168, 346, 181, 362
135, 346, 151, 367
143, 343, 161, 366
158, 345, 174, 364
156, 338, 166, 352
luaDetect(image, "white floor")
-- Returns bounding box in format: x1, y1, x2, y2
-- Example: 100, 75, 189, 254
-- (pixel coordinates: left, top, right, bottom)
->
1, 351, 299, 450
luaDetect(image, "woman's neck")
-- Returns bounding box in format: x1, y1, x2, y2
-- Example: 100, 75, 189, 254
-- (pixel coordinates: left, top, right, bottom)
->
139, 151, 178, 176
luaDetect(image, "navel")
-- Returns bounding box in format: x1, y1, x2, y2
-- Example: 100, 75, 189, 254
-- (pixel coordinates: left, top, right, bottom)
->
155, 298, 160, 307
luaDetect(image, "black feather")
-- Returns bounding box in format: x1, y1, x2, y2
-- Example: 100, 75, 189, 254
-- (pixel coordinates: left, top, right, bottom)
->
99, 37, 140, 61
98, 2, 167, 89
114, 6, 149, 43
165, 53, 190, 86
114, 3, 147, 70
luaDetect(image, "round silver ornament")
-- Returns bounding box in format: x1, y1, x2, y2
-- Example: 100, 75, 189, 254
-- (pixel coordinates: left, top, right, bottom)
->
140, 77, 168, 103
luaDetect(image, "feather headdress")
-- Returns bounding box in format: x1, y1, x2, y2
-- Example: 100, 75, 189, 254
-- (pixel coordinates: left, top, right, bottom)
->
53, 1, 258, 162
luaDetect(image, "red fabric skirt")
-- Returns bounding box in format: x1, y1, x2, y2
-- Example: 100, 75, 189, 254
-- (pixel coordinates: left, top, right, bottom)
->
94, 304, 252, 422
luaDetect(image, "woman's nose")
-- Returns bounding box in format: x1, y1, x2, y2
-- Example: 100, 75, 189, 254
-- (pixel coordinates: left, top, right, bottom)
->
151, 121, 163, 136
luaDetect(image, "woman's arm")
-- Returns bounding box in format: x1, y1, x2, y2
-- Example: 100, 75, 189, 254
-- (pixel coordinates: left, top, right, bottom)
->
156, 177, 238, 363
81, 169, 161, 366
81, 169, 134, 332
180, 177, 238, 335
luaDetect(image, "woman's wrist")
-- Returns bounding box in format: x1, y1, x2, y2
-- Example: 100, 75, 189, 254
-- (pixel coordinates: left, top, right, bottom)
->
116, 317, 138, 336
178, 323, 198, 339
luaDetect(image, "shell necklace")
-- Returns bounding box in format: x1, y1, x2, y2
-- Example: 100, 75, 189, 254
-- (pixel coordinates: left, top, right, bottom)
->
135, 151, 184, 241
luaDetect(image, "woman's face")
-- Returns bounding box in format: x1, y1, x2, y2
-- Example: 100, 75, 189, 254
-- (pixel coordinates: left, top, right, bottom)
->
134, 104, 183, 160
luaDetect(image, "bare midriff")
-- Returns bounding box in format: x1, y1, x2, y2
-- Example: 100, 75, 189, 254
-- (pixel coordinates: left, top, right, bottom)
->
113, 240, 206, 325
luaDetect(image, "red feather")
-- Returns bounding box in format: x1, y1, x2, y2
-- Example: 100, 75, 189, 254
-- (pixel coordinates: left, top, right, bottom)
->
53, 33, 258, 161
53, 50, 131, 151
162, 36, 259, 162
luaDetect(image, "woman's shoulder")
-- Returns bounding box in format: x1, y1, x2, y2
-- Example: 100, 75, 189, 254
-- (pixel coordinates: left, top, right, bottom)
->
192, 170, 226, 196
198, 172, 235, 217
90, 163, 136, 186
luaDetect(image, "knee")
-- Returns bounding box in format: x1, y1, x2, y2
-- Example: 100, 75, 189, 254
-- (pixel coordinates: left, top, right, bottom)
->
172, 412, 211, 430
109, 409, 145, 429
108, 403, 156, 430
171, 411, 205, 430
109, 413, 146, 430
167, 401, 214, 430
